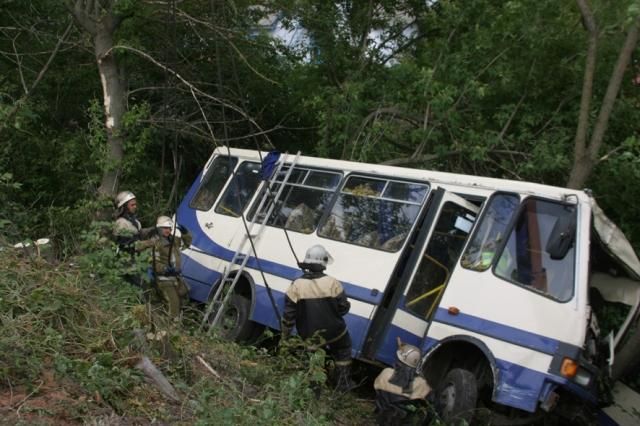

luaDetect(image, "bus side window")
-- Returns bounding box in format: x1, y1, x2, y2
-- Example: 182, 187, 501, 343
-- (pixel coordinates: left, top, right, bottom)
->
215, 161, 262, 217
494, 199, 577, 302
318, 176, 429, 252
461, 193, 519, 271
190, 156, 238, 211
249, 168, 342, 234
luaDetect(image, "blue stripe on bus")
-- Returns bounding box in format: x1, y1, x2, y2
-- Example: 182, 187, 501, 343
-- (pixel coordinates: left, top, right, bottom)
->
176, 186, 594, 413
177, 199, 384, 305
378, 322, 594, 413
431, 307, 581, 355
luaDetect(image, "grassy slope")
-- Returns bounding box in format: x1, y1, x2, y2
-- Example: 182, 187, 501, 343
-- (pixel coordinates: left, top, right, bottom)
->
0, 242, 377, 425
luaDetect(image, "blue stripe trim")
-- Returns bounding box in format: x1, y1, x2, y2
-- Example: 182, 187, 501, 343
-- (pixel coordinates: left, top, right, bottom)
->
177, 191, 383, 305
381, 322, 595, 413
432, 307, 580, 355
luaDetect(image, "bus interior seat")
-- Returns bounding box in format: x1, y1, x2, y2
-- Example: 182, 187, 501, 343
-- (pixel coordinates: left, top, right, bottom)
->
284, 203, 315, 233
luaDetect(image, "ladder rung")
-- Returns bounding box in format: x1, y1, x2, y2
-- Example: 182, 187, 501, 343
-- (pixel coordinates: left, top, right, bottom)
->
202, 151, 302, 330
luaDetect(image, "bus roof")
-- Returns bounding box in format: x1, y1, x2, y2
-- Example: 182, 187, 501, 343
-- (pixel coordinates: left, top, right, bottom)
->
214, 147, 640, 278
214, 147, 589, 202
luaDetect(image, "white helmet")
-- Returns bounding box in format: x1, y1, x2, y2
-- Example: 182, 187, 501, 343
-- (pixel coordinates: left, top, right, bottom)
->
303, 244, 333, 267
156, 215, 173, 228
397, 341, 421, 368
115, 191, 136, 209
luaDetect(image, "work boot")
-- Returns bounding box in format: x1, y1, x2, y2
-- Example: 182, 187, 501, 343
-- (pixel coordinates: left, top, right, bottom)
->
334, 363, 356, 392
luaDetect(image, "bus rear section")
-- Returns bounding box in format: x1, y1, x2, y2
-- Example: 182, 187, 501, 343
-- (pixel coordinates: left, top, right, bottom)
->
175, 149, 434, 354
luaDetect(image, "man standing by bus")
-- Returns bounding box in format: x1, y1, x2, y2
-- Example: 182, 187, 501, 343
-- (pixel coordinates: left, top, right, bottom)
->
113, 190, 155, 255
281, 244, 355, 392
113, 190, 155, 287
152, 216, 191, 319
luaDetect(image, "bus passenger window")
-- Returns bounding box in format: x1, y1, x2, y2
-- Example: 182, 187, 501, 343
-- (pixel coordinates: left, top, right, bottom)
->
318, 176, 429, 252
461, 193, 519, 271
494, 199, 576, 302
190, 156, 237, 211
249, 168, 342, 233
215, 162, 262, 217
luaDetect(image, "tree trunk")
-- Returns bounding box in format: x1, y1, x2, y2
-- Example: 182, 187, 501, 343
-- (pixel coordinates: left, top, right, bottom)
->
567, 153, 594, 190
95, 28, 125, 197
67, 0, 127, 199
567, 1, 640, 189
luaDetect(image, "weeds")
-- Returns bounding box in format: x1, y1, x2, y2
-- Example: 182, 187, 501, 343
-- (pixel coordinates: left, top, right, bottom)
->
0, 226, 378, 424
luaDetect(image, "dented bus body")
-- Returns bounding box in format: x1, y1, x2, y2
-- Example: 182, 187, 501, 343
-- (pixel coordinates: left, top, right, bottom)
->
176, 148, 640, 422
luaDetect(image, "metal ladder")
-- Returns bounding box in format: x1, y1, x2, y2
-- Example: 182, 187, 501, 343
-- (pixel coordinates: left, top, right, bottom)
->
202, 151, 302, 331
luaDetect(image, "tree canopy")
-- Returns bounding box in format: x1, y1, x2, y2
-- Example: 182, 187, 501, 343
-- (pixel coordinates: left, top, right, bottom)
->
0, 0, 639, 245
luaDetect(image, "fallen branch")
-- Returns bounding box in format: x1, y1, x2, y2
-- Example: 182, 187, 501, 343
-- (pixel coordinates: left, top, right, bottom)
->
196, 355, 221, 379
135, 356, 180, 402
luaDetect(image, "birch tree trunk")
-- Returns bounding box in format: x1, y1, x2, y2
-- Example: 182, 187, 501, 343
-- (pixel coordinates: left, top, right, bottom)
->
68, 0, 128, 198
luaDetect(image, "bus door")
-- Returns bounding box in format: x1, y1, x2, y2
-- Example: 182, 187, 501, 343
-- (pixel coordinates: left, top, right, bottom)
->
371, 189, 479, 365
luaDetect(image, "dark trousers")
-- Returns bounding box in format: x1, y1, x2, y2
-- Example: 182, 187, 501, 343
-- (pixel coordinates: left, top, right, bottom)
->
325, 331, 352, 365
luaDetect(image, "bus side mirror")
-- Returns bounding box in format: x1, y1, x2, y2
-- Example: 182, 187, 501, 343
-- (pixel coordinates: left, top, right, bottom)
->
546, 214, 576, 260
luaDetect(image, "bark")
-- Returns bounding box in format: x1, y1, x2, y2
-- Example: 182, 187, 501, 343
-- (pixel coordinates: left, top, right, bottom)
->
567, 0, 640, 189
68, 0, 127, 198
95, 26, 126, 196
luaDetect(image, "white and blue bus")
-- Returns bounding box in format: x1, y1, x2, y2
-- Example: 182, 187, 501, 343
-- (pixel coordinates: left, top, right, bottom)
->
175, 147, 640, 423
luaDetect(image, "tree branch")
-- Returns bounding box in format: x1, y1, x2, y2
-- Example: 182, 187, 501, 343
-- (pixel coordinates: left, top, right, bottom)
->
0, 20, 73, 136
573, 0, 598, 161
107, 44, 275, 148
174, 7, 280, 86
587, 15, 640, 161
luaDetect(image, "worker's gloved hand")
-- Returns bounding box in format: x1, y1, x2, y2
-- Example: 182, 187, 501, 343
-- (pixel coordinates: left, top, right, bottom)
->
178, 224, 189, 234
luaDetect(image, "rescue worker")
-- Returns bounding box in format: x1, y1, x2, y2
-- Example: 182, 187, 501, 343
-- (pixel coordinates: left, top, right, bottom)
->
151, 215, 192, 319
113, 191, 155, 287
112, 190, 155, 254
281, 244, 354, 392
373, 338, 431, 425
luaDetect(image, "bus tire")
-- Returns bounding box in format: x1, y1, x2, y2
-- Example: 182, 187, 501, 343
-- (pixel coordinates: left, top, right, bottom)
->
435, 368, 478, 425
221, 294, 264, 344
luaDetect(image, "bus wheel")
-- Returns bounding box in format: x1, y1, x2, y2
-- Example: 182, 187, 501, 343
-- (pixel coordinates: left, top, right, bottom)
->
435, 368, 478, 425
221, 294, 265, 344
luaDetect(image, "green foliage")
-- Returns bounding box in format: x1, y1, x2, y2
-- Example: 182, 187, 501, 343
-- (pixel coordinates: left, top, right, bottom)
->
0, 225, 377, 423
1, 1, 640, 420
0, 173, 22, 233
0, 240, 144, 404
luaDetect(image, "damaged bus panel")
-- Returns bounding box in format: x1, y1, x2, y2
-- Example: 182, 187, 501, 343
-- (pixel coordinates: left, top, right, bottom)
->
176, 148, 640, 424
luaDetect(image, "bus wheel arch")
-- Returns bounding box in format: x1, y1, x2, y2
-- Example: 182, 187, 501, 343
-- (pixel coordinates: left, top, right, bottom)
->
422, 336, 497, 423
213, 271, 264, 344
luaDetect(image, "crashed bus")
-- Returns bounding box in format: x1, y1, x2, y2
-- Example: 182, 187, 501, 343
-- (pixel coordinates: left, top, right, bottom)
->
176, 147, 640, 423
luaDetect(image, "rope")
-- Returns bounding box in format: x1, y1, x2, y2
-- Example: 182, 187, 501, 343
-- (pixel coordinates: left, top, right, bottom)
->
213, 0, 282, 323
166, 0, 179, 270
